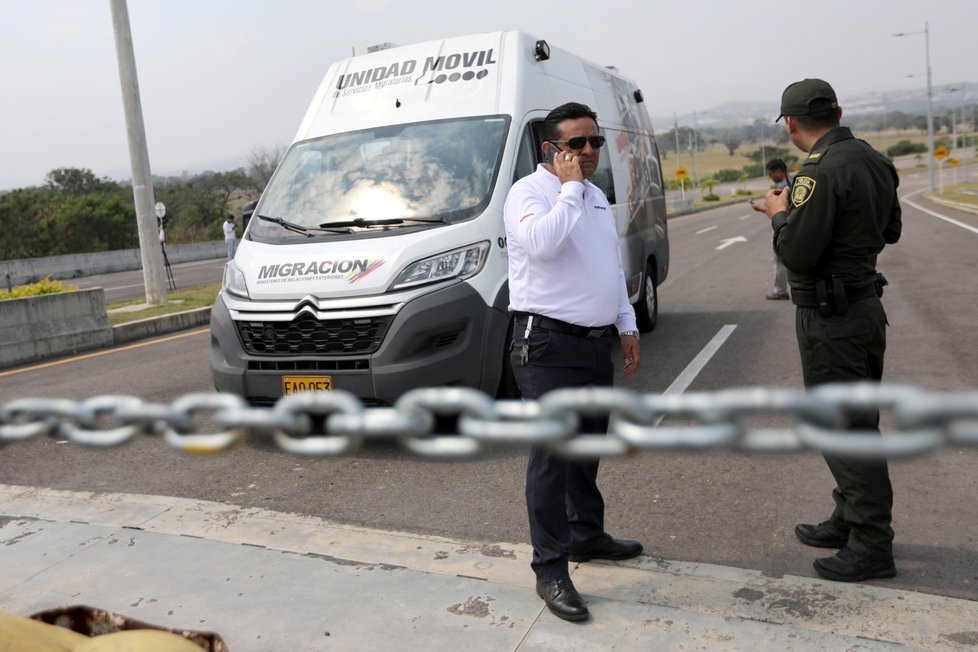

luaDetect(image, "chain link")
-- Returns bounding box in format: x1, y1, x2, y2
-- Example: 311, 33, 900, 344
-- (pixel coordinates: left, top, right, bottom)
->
2, 383, 977, 459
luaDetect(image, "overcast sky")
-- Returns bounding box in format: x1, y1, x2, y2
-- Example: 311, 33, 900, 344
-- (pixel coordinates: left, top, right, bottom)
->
1, 1, 975, 190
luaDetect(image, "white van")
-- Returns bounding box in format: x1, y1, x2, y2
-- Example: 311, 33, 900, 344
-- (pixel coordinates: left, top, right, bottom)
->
210, 31, 668, 405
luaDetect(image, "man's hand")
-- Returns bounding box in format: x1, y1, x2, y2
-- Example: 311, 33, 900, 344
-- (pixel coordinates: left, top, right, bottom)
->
622, 335, 640, 376
553, 150, 584, 184
761, 187, 789, 218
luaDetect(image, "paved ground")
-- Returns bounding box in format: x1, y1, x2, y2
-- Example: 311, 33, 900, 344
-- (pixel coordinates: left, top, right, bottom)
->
2, 484, 977, 651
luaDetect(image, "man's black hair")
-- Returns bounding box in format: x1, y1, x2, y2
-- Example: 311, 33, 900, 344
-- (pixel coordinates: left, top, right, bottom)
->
542, 102, 599, 142
766, 158, 788, 172
793, 107, 840, 130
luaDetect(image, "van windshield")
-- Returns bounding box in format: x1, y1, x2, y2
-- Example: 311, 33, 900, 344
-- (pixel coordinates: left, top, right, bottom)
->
250, 115, 510, 240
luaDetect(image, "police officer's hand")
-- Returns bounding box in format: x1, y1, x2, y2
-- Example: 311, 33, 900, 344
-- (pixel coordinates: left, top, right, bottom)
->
761, 187, 789, 218
553, 150, 585, 184
622, 335, 640, 376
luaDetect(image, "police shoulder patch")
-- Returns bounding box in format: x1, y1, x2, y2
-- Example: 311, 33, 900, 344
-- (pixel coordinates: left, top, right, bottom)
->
791, 176, 816, 207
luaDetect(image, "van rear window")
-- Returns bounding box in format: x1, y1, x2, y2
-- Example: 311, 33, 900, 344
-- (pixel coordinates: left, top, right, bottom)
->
252, 115, 510, 240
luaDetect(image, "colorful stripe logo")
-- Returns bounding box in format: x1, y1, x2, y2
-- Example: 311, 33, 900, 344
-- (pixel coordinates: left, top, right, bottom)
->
347, 259, 385, 284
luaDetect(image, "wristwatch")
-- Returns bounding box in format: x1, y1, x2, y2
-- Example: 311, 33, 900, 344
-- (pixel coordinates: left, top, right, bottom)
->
620, 330, 640, 340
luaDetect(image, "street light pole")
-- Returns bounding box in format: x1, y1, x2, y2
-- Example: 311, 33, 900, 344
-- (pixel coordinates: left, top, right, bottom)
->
894, 22, 936, 193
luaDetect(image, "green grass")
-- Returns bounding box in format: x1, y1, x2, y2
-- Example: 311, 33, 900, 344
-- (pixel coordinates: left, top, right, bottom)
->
929, 181, 978, 206
665, 130, 965, 184
106, 282, 221, 325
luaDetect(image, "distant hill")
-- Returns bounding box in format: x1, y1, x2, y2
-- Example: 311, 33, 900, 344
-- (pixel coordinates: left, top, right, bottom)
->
654, 81, 978, 131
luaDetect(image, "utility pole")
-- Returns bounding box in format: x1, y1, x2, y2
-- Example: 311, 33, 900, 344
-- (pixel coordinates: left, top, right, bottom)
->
673, 115, 682, 171
893, 22, 936, 192
110, 0, 167, 305
691, 112, 700, 187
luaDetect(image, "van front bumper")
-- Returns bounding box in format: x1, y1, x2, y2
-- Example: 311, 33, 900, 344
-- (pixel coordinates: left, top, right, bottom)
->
210, 282, 508, 405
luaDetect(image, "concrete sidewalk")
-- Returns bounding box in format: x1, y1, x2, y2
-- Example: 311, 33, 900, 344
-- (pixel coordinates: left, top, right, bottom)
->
2, 485, 976, 651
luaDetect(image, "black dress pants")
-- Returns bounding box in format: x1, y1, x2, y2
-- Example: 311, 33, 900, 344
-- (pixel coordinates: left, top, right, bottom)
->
511, 324, 614, 581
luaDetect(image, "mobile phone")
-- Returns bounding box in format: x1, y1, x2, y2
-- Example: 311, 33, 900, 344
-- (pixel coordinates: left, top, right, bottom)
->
747, 199, 757, 207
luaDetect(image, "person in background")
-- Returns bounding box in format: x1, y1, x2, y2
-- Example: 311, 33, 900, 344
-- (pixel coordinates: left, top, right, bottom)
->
752, 158, 792, 300
504, 102, 643, 622
223, 214, 237, 260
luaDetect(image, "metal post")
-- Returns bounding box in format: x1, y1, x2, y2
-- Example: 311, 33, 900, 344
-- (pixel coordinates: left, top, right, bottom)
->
109, 0, 167, 305
924, 21, 936, 193
893, 22, 936, 193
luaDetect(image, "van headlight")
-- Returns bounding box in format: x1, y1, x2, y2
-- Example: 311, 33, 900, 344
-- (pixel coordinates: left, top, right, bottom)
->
223, 259, 250, 298
390, 242, 490, 290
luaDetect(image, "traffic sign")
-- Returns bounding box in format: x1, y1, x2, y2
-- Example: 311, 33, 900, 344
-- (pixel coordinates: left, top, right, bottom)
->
675, 167, 688, 180
933, 146, 949, 161
154, 202, 167, 219
948, 158, 960, 167
792, 163, 800, 173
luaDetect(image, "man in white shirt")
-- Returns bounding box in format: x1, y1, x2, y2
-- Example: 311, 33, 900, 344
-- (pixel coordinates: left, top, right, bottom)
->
223, 214, 237, 260
504, 102, 642, 622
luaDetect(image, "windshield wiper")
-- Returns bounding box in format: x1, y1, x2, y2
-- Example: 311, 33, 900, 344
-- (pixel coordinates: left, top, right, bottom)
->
259, 214, 350, 235
319, 217, 403, 228
318, 217, 449, 228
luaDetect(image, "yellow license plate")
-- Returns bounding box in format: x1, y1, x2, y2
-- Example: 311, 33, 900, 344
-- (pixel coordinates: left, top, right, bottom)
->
282, 376, 333, 394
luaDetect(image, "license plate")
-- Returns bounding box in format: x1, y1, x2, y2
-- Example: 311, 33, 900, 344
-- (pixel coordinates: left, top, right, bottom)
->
282, 376, 333, 395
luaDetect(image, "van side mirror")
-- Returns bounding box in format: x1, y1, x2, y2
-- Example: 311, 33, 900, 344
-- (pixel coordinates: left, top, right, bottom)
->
242, 199, 258, 228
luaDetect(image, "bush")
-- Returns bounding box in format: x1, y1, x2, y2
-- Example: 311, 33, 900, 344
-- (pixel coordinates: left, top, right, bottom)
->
702, 194, 720, 202
0, 276, 78, 300
888, 140, 927, 156
735, 188, 754, 196
713, 168, 742, 183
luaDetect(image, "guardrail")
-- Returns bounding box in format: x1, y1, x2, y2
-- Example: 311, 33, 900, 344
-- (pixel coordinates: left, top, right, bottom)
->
0, 241, 225, 287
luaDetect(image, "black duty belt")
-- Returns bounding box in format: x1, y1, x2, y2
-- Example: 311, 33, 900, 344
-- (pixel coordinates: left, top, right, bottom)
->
513, 312, 611, 339
791, 283, 877, 308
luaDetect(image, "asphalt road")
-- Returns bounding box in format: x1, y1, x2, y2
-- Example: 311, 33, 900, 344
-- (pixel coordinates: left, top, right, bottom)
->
2, 168, 977, 602
72, 257, 228, 303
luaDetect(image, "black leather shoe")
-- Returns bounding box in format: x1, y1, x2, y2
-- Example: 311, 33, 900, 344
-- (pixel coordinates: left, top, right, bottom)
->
536, 578, 589, 621
795, 520, 849, 548
813, 546, 896, 582
568, 533, 643, 562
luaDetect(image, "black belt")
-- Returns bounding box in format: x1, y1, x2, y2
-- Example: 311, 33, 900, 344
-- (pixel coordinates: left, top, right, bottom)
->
513, 312, 611, 339
791, 283, 877, 308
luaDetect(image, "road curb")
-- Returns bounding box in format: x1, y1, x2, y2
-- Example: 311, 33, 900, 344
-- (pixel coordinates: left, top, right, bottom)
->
2, 484, 975, 651
112, 307, 212, 346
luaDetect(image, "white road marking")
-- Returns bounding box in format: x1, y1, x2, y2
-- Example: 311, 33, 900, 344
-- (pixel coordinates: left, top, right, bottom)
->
696, 225, 717, 234
716, 236, 747, 250
663, 325, 737, 396
903, 188, 978, 235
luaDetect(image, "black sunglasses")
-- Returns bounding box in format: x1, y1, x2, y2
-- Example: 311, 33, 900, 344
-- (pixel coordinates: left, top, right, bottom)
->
549, 135, 606, 150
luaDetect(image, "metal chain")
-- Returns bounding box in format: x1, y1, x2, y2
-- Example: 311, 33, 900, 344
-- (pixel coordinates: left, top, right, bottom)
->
2, 383, 976, 459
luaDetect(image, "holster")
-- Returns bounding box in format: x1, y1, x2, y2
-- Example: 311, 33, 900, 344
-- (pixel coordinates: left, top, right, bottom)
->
814, 276, 849, 317
875, 272, 889, 297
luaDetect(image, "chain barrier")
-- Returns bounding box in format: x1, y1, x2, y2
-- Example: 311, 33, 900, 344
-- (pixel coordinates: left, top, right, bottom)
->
1, 383, 977, 459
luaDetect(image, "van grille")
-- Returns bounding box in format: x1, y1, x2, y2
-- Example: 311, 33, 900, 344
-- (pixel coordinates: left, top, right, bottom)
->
236, 314, 393, 356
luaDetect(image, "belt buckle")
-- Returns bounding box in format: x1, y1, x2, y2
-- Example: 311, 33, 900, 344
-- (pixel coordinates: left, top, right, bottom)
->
587, 328, 605, 339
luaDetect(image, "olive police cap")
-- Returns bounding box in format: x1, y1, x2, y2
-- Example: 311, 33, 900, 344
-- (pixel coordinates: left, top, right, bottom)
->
776, 78, 838, 122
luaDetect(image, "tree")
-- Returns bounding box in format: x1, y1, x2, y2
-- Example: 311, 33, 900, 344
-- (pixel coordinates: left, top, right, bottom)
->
724, 138, 741, 156
247, 144, 287, 191
743, 146, 790, 164
42, 193, 138, 254
45, 168, 117, 196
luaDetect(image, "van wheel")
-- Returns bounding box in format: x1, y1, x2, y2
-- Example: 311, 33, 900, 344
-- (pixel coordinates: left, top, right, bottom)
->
635, 263, 658, 333
495, 319, 521, 399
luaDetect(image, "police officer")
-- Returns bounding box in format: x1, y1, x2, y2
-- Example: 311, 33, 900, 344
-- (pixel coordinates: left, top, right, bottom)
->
504, 102, 643, 620
759, 79, 902, 582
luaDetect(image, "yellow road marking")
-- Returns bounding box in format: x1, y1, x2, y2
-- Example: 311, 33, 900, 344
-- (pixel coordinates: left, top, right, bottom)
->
0, 328, 209, 379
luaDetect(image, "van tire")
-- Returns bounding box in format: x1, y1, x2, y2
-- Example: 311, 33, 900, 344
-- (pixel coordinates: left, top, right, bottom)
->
635, 262, 658, 333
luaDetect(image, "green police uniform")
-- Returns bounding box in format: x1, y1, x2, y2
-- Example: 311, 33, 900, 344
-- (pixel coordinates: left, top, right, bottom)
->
771, 126, 902, 561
